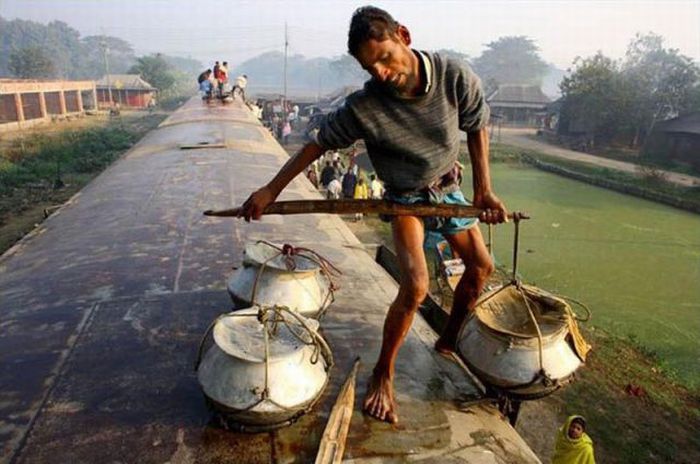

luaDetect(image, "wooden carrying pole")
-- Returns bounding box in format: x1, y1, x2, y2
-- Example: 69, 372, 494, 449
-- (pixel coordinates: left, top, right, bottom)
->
314, 358, 360, 464
204, 199, 528, 220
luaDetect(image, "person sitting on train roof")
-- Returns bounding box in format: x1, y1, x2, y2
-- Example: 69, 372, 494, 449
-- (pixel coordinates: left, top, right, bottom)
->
198, 69, 213, 101
239, 5, 507, 424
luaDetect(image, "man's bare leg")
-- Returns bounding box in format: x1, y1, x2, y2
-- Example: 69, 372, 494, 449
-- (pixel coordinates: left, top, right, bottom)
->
363, 215, 428, 424
434, 225, 494, 355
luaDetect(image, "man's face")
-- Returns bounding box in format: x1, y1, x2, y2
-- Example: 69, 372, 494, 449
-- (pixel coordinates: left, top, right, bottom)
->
568, 422, 584, 439
354, 26, 419, 94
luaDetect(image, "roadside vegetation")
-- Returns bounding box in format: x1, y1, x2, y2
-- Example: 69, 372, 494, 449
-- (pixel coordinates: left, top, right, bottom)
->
0, 113, 166, 254
556, 33, 700, 160
484, 142, 700, 210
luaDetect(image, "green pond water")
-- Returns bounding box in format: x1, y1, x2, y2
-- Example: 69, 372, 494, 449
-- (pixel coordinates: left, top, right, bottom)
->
467, 163, 700, 388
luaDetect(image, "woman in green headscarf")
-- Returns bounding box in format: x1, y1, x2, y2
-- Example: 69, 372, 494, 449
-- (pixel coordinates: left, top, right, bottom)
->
552, 415, 595, 464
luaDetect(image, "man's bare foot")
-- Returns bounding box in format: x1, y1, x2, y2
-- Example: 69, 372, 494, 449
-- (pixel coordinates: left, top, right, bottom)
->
434, 336, 457, 356
362, 371, 398, 424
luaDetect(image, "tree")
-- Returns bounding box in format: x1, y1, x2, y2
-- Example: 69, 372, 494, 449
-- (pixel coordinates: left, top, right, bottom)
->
128, 54, 176, 91
329, 54, 367, 85
558, 52, 627, 144
44, 20, 81, 78
161, 54, 203, 77
432, 48, 470, 65
228, 52, 360, 95
621, 33, 700, 146
471, 36, 548, 87
8, 46, 55, 78
81, 35, 136, 78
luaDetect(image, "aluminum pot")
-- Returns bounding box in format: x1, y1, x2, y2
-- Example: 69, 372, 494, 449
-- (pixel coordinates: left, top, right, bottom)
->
227, 241, 336, 319
196, 306, 333, 431
457, 284, 583, 399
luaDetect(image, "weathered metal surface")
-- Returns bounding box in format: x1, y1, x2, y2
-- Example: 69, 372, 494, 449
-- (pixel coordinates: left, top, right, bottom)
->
0, 98, 540, 463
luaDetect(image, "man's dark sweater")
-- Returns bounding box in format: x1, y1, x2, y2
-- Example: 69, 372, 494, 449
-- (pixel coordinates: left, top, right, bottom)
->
316, 51, 489, 192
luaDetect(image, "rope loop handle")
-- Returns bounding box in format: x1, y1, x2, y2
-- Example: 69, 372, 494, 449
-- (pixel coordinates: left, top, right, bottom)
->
251, 240, 342, 319
195, 304, 334, 409
559, 295, 592, 322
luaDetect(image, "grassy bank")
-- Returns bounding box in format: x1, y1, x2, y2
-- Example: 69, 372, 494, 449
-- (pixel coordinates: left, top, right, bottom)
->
344, 215, 700, 463
543, 326, 700, 463
485, 142, 700, 211
0, 112, 167, 254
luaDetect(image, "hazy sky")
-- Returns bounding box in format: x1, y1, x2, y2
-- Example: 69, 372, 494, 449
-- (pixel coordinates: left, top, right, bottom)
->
2, 0, 698, 69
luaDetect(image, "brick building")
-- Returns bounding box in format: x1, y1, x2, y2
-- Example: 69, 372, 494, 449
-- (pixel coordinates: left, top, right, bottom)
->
95, 74, 157, 109
0, 79, 97, 132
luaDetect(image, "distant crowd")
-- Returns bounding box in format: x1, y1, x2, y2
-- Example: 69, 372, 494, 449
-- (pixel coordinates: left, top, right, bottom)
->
304, 147, 385, 220
197, 60, 247, 102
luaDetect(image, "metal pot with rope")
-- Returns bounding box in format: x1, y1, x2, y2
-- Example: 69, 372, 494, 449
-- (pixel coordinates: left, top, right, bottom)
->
456, 215, 592, 400
197, 241, 337, 431
196, 305, 333, 432
227, 241, 341, 320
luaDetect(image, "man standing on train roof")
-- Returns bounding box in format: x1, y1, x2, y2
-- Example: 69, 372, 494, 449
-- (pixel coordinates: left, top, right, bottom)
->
239, 5, 508, 424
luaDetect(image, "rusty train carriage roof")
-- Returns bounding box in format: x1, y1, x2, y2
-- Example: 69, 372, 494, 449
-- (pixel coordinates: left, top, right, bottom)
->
0, 98, 540, 464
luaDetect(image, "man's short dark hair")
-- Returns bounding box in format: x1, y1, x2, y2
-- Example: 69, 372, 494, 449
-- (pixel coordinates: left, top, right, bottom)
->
347, 6, 399, 57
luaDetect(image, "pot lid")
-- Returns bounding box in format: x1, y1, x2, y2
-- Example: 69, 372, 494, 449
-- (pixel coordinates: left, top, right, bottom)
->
242, 241, 321, 273
213, 307, 320, 363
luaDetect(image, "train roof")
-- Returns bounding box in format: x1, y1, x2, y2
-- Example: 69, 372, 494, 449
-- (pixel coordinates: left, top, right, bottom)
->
0, 98, 540, 463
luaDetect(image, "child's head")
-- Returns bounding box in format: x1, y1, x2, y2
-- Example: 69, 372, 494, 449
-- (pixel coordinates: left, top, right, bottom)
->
568, 416, 586, 439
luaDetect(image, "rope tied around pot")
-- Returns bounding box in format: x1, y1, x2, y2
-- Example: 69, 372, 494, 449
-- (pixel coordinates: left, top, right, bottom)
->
195, 304, 334, 414
249, 240, 342, 319
470, 215, 592, 390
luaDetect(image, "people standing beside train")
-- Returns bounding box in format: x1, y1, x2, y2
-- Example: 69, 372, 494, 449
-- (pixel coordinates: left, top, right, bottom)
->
552, 416, 596, 464
320, 161, 336, 188
354, 176, 369, 220
341, 168, 357, 199
326, 176, 342, 200
306, 168, 319, 189
282, 115, 292, 145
